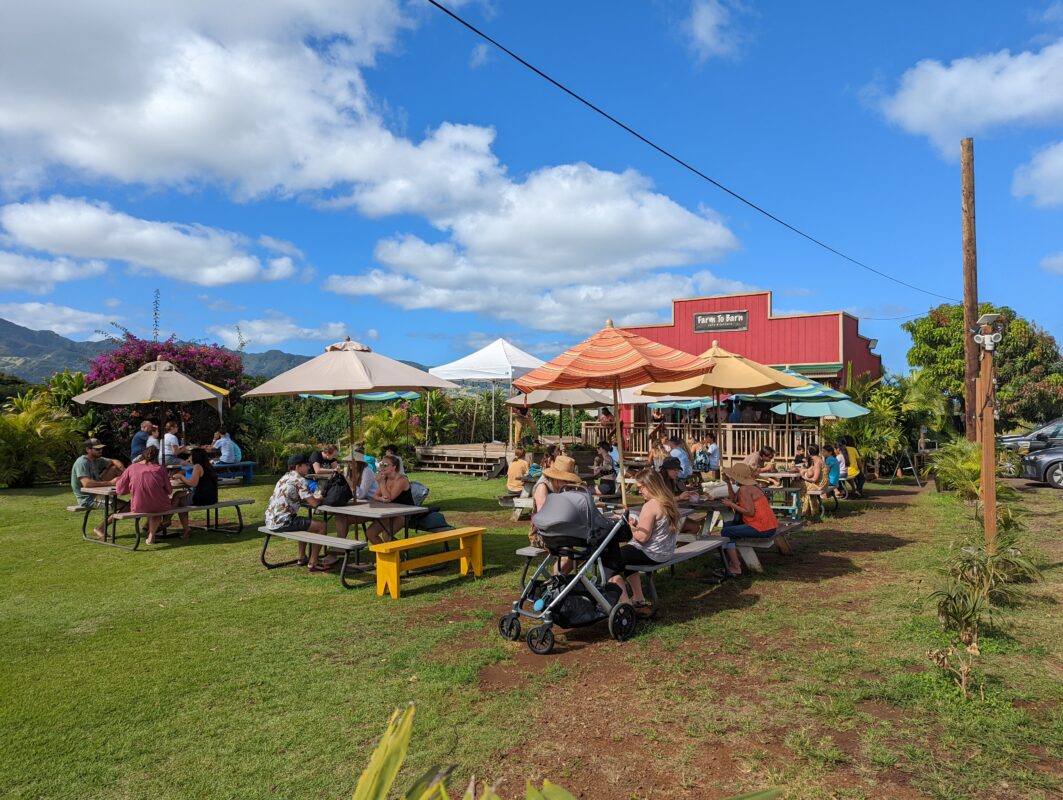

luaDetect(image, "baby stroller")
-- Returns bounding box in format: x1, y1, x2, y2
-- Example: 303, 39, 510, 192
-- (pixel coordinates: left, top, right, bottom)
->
498, 490, 637, 655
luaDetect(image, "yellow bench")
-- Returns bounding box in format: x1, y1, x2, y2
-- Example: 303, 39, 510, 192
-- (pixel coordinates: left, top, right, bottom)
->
369, 527, 485, 599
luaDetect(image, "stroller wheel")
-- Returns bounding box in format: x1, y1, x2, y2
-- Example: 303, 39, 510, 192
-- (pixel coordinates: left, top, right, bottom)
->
497, 612, 521, 642
526, 625, 555, 655
608, 603, 638, 642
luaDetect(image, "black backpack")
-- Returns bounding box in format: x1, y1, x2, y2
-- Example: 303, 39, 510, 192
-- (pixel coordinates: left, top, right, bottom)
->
322, 472, 353, 507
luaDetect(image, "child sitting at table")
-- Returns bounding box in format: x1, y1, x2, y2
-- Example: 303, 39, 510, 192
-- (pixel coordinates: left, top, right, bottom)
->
792, 444, 807, 469
823, 444, 841, 498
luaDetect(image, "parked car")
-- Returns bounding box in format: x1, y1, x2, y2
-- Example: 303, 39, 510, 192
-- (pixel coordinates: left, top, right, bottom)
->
999, 418, 1063, 453
1020, 445, 1063, 489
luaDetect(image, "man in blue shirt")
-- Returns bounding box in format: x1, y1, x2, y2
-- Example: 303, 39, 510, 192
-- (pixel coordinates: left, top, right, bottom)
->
129, 420, 152, 461
212, 429, 237, 464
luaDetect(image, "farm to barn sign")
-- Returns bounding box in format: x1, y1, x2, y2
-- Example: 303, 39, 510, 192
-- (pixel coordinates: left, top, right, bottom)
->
693, 310, 748, 333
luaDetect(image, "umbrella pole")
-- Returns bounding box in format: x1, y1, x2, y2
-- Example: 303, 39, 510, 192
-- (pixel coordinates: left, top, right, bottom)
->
426, 391, 432, 447
471, 393, 479, 444
613, 379, 628, 509
347, 392, 356, 460
490, 381, 496, 443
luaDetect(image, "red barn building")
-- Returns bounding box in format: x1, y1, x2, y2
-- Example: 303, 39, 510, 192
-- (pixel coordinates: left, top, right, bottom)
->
622, 290, 881, 386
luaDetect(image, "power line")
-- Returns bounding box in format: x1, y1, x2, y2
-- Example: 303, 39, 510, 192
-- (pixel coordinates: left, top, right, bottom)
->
426, 0, 961, 304
859, 312, 926, 321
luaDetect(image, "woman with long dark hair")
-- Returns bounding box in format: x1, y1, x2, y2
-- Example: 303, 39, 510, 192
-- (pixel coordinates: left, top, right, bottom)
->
177, 447, 218, 507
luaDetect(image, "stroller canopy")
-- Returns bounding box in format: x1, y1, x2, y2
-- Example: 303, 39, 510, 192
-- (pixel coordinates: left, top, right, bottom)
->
534, 490, 614, 545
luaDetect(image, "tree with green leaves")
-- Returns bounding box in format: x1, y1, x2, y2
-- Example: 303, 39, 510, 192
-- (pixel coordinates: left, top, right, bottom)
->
903, 303, 1063, 430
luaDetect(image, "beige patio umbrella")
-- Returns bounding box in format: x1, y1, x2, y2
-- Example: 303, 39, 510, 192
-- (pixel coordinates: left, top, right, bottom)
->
244, 337, 458, 457
73, 359, 228, 463
506, 388, 613, 443
73, 359, 226, 415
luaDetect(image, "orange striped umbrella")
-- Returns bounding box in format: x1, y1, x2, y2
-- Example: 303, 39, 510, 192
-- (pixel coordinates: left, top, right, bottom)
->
515, 321, 713, 506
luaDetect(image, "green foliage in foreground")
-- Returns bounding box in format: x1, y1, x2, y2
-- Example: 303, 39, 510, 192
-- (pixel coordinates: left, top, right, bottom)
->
355, 705, 781, 800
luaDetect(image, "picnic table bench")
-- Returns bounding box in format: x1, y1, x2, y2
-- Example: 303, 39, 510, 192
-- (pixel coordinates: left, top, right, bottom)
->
71, 498, 255, 550
731, 519, 804, 573
628, 538, 728, 606
212, 461, 256, 484
370, 527, 485, 599
258, 526, 369, 588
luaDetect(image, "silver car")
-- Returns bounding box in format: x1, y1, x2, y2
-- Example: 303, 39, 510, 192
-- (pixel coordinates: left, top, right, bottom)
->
1020, 446, 1063, 489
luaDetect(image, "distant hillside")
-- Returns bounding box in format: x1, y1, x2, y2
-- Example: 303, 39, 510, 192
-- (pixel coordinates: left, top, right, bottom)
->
0, 318, 428, 383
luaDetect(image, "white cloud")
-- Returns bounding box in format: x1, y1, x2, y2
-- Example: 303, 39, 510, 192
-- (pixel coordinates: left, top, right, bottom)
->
365, 328, 380, 342
0, 301, 113, 337
0, 197, 301, 286
1039, 2, 1063, 25
1041, 252, 1063, 274
323, 160, 741, 334
1013, 140, 1063, 206
469, 43, 491, 68
196, 294, 246, 313
103, 297, 122, 308
208, 315, 347, 349
685, 0, 746, 62
783, 287, 814, 297
0, 1, 413, 196
879, 38, 1063, 155
0, 250, 106, 293
328, 266, 754, 335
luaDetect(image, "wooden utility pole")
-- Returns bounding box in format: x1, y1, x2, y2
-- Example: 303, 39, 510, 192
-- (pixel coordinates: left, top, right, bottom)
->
961, 138, 979, 441
976, 321, 998, 554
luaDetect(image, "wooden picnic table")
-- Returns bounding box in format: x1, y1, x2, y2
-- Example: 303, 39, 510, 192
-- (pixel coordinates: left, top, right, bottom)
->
80, 480, 189, 543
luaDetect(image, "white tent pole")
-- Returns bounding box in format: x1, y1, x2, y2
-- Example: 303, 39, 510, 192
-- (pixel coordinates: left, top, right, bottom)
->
490, 380, 496, 443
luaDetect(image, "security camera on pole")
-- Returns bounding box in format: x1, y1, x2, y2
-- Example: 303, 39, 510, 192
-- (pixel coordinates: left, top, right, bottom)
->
973, 312, 1002, 554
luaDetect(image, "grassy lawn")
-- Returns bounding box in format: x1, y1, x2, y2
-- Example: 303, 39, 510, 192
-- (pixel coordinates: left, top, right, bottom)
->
0, 473, 1060, 799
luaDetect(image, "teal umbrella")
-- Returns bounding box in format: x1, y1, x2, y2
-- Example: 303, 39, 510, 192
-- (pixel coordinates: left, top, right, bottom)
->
298, 391, 419, 401
753, 368, 848, 403
771, 399, 869, 418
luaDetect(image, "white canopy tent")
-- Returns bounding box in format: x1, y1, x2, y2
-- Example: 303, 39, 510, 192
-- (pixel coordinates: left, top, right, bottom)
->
429, 338, 544, 443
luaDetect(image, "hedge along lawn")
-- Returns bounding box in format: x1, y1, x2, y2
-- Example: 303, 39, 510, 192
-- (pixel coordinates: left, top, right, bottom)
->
0, 474, 1060, 799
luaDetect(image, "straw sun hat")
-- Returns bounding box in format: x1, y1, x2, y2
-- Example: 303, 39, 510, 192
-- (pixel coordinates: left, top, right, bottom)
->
721, 462, 758, 485
542, 455, 583, 484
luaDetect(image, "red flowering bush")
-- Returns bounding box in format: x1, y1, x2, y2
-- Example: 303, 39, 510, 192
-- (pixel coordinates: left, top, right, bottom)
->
87, 334, 249, 394
86, 334, 250, 454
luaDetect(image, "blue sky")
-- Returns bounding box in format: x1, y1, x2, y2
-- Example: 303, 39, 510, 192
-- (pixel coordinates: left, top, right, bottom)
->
1, 1, 1061, 375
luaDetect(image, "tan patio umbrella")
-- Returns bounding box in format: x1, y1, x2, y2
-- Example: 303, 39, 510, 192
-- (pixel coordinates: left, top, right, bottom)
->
514, 321, 714, 507
506, 388, 613, 444
637, 340, 810, 447
244, 337, 458, 458
73, 359, 226, 415
73, 359, 228, 463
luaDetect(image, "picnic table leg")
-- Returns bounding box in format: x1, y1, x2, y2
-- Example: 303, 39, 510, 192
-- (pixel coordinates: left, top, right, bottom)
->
459, 533, 483, 577
260, 533, 299, 569
376, 554, 401, 598
737, 545, 763, 573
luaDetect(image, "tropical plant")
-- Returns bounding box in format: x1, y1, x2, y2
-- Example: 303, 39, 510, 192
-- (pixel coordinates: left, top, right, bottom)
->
353, 705, 782, 800
926, 530, 1041, 699
358, 405, 422, 456
927, 439, 981, 500
47, 369, 88, 414
0, 391, 80, 487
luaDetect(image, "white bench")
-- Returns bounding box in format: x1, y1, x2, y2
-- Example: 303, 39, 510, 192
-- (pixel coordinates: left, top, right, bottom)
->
497, 494, 535, 522
627, 538, 728, 606
730, 519, 804, 573
258, 526, 369, 588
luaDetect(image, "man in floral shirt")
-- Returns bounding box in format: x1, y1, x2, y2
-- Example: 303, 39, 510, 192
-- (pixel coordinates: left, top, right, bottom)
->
265, 454, 327, 571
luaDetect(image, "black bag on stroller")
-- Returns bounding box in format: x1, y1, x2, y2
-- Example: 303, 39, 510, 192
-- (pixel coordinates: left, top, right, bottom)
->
551, 579, 623, 628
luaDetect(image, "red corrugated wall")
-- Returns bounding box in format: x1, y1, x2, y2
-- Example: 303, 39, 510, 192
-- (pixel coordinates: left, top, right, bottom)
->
623, 292, 842, 367
841, 315, 883, 381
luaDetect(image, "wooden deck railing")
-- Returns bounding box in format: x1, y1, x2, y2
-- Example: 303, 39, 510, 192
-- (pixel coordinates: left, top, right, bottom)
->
581, 422, 819, 465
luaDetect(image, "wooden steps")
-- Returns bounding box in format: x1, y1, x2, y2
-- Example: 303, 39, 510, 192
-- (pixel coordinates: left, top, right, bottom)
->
415, 446, 507, 477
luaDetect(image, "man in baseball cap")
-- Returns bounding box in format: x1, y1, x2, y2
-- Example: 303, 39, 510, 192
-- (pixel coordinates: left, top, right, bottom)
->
71, 438, 126, 539
264, 453, 327, 571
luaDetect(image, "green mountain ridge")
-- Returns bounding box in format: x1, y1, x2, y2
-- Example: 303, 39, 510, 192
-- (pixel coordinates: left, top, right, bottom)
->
0, 318, 426, 383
